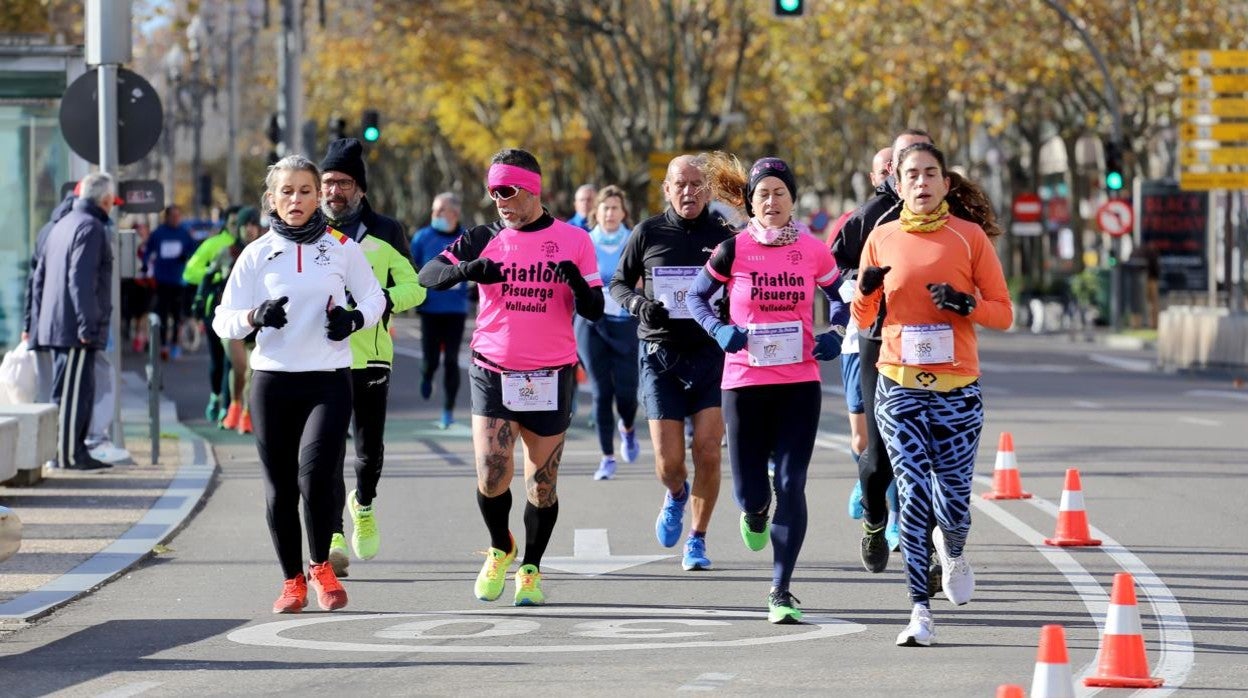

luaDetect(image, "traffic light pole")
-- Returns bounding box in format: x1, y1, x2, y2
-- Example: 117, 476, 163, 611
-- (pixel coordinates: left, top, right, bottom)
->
277, 0, 304, 157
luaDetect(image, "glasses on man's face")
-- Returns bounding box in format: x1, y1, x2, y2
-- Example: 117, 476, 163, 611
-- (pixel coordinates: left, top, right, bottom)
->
323, 178, 356, 192
488, 185, 522, 201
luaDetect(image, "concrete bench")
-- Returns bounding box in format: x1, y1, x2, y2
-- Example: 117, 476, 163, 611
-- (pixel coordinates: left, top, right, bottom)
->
0, 404, 58, 487
0, 417, 19, 484
0, 505, 18, 564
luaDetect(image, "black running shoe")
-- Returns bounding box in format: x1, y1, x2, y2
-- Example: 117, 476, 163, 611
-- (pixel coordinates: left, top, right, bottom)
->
860, 522, 889, 573
66, 457, 112, 471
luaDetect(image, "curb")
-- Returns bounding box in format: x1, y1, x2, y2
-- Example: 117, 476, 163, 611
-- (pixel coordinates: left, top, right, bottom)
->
0, 418, 216, 625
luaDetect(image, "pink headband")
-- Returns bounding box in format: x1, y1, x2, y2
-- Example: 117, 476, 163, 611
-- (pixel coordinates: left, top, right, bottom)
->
487, 164, 542, 197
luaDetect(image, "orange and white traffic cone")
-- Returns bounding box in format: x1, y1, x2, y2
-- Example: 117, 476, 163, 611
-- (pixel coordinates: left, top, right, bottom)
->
1043, 468, 1102, 547
1084, 573, 1164, 688
982, 432, 1032, 500
1030, 624, 1075, 698
995, 684, 1024, 698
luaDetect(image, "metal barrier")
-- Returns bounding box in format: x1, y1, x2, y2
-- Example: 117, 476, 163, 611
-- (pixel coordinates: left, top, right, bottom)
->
146, 312, 162, 464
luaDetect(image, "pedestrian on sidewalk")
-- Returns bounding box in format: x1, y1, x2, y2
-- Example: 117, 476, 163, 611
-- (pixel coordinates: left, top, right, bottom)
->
316, 139, 427, 578
852, 142, 1011, 647
418, 147, 604, 606
29, 172, 117, 471
607, 153, 737, 572
575, 185, 641, 481
410, 192, 471, 429
213, 155, 386, 614
686, 156, 848, 624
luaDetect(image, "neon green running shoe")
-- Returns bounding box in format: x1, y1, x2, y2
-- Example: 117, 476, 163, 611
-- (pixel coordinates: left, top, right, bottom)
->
513, 564, 545, 606
768, 589, 802, 624
474, 535, 516, 601
328, 532, 350, 578
740, 511, 769, 551
348, 489, 380, 560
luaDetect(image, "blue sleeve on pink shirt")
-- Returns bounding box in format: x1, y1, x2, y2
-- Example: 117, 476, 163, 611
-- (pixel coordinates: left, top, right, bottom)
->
687, 268, 725, 337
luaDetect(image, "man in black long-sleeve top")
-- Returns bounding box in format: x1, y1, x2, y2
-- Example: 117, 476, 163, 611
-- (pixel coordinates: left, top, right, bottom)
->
608, 154, 733, 572
30, 172, 117, 471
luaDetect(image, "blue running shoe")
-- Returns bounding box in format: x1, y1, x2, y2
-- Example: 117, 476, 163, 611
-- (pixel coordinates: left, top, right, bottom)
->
682, 535, 711, 571
437, 409, 453, 430
593, 456, 617, 481
619, 420, 640, 463
848, 480, 864, 520
655, 481, 689, 547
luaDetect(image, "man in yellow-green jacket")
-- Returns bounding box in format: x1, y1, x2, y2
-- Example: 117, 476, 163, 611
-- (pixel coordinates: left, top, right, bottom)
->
328, 225, 427, 577
183, 206, 239, 422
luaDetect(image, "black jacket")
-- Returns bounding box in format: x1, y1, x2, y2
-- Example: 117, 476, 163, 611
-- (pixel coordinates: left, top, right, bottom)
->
24, 194, 77, 340
31, 199, 114, 350
829, 178, 904, 340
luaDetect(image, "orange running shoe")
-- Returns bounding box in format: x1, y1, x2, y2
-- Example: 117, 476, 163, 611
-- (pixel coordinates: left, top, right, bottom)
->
272, 575, 308, 614
221, 402, 242, 430
307, 561, 348, 611
238, 409, 253, 434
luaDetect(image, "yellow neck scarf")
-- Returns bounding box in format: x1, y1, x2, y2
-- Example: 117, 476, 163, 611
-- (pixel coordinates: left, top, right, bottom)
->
899, 200, 950, 233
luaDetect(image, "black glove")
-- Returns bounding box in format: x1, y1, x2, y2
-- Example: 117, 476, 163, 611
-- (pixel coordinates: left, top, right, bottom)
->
547, 260, 591, 295
326, 302, 365, 341
631, 297, 669, 326
249, 296, 289, 329
459, 257, 505, 284
927, 283, 976, 316
858, 265, 891, 296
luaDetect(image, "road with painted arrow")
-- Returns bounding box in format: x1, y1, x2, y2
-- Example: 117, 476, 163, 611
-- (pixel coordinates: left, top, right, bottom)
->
1, 317, 1246, 696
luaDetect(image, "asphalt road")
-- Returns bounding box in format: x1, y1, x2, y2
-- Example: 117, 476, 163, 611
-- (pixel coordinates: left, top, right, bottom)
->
1, 317, 1245, 697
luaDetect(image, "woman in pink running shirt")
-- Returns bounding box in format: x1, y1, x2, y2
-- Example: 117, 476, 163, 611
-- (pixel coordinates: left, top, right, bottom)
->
687, 157, 848, 624
417, 148, 604, 607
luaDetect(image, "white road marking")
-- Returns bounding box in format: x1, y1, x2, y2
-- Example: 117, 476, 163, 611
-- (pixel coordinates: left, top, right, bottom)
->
93, 682, 163, 698
679, 673, 737, 691
1088, 353, 1154, 373
541, 529, 673, 576
1072, 400, 1103, 409
227, 608, 865, 653
1179, 416, 1222, 427
1184, 389, 1248, 403
980, 361, 1077, 374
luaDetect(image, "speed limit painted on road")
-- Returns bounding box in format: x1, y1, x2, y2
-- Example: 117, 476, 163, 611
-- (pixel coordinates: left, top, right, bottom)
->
227, 607, 864, 653
1096, 200, 1135, 237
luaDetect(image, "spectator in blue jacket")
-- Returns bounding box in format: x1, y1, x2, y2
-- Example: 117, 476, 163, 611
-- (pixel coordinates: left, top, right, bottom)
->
145, 205, 194, 360
409, 192, 469, 429
30, 172, 116, 471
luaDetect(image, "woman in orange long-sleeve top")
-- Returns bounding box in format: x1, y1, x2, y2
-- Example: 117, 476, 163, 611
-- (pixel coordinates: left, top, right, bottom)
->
852, 142, 1012, 647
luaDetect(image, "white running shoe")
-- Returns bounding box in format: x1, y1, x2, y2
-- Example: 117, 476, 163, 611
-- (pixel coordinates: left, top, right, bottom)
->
895, 605, 934, 647
89, 441, 131, 464
933, 527, 975, 605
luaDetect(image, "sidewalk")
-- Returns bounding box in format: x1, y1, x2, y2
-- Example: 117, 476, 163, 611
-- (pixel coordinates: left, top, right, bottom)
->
0, 371, 215, 625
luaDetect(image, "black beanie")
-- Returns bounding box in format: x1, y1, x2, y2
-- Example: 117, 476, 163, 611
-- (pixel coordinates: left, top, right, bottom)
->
320, 138, 368, 192
745, 157, 796, 216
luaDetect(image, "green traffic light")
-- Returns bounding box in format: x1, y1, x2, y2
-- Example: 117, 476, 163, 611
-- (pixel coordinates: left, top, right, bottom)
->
1106, 172, 1124, 191
779, 0, 801, 10
363, 126, 380, 142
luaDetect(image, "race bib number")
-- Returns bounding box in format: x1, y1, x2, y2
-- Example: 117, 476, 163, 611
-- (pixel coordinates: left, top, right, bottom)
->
652, 266, 721, 319
501, 370, 559, 412
838, 278, 856, 303
900, 324, 954, 365
160, 240, 183, 259
746, 321, 803, 367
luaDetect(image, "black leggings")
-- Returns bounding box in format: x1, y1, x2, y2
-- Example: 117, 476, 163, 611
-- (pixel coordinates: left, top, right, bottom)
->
333, 366, 390, 533
154, 283, 184, 348
205, 320, 225, 397
857, 338, 893, 526
420, 313, 466, 411
251, 368, 353, 580
724, 381, 822, 591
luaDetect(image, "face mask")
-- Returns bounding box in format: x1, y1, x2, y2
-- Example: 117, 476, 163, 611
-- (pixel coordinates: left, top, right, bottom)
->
431, 216, 453, 233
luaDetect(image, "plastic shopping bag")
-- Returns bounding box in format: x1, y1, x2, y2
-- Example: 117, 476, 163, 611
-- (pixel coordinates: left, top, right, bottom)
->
0, 340, 38, 404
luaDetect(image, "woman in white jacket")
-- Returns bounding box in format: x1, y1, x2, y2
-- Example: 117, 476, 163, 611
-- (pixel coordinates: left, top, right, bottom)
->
213, 154, 385, 614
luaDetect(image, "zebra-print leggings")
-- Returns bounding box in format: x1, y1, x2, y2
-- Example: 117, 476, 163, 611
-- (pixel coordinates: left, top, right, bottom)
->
875, 376, 984, 604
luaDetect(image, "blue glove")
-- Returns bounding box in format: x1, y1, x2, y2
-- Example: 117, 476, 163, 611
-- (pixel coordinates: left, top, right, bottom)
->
812, 331, 843, 361
713, 324, 748, 353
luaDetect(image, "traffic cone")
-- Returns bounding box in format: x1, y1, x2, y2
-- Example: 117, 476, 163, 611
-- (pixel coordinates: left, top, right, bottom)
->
1030, 624, 1075, 698
1084, 573, 1164, 688
995, 685, 1024, 698
1043, 468, 1102, 546
982, 432, 1032, 500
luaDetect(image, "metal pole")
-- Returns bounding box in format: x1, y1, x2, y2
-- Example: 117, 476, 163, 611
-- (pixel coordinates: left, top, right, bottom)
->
1225, 190, 1236, 311
146, 312, 161, 464
226, 0, 241, 203
98, 63, 126, 451
277, 0, 304, 156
